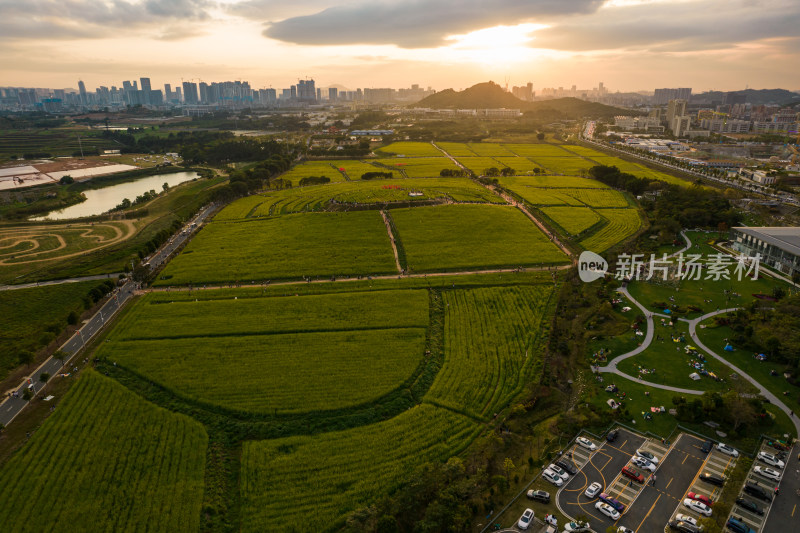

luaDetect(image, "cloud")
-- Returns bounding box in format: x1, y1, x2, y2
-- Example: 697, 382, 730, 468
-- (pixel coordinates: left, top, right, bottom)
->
0, 0, 215, 40
262, 0, 605, 48
226, 0, 340, 20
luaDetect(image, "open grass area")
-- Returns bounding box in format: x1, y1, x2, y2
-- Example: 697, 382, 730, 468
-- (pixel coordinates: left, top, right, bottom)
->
579, 208, 644, 252
0, 370, 208, 532
240, 404, 480, 532
426, 285, 554, 419
540, 206, 602, 235
95, 289, 429, 414
391, 204, 569, 272
157, 211, 397, 284
377, 141, 443, 157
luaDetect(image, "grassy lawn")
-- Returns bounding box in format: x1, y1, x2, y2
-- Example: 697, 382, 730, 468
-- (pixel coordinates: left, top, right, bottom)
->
157, 211, 398, 284
391, 204, 569, 273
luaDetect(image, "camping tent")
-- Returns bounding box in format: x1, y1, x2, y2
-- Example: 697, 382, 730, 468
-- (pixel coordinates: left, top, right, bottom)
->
689, 372, 701, 380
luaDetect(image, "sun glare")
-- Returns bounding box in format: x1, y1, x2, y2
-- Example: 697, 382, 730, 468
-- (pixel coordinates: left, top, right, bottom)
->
443, 23, 549, 65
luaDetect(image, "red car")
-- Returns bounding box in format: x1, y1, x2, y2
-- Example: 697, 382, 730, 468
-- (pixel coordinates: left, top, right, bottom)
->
621, 466, 644, 483
687, 492, 713, 507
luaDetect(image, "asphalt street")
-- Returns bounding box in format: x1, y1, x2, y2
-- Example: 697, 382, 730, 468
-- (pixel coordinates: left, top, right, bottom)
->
762, 441, 800, 533
0, 203, 217, 427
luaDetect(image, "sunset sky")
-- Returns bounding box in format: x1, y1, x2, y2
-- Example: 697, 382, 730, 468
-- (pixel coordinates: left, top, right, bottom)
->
2, 0, 799, 93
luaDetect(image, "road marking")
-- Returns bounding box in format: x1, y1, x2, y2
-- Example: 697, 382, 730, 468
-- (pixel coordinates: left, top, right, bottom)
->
666, 477, 673, 490
682, 453, 690, 465
635, 493, 661, 532
792, 504, 796, 517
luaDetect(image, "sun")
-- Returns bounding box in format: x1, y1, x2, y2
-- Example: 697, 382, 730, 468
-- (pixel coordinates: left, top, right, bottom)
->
443, 23, 549, 65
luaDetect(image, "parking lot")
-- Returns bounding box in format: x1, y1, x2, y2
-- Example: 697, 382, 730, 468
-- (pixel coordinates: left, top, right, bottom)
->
762, 441, 800, 533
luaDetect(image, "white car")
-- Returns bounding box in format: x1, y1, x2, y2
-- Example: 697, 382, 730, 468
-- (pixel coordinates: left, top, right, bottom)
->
675, 514, 699, 526
585, 481, 602, 498
595, 501, 621, 520
563, 521, 590, 532
754, 466, 781, 482
632, 457, 657, 472
636, 449, 659, 464
758, 452, 785, 469
543, 468, 564, 487
549, 463, 571, 480
716, 443, 739, 457
577, 437, 597, 451
683, 498, 712, 517
517, 508, 534, 530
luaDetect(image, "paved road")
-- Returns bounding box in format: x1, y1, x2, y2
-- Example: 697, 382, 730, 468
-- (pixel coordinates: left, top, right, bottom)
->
0, 203, 218, 428
0, 273, 125, 292
761, 442, 800, 533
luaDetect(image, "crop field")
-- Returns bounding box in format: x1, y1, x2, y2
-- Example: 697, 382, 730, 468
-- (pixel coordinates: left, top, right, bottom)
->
504, 185, 585, 206
157, 211, 397, 284
390, 204, 568, 272
435, 142, 477, 157
541, 206, 603, 235
372, 157, 459, 178
582, 155, 691, 187
491, 156, 543, 174
560, 145, 609, 158
240, 404, 480, 531
0, 371, 207, 532
562, 188, 630, 208
467, 143, 517, 157
279, 161, 347, 183
0, 129, 118, 158
329, 159, 388, 180
426, 286, 553, 418
501, 144, 575, 158
497, 175, 608, 189
533, 156, 596, 175
579, 208, 644, 252
453, 156, 508, 174
377, 142, 443, 157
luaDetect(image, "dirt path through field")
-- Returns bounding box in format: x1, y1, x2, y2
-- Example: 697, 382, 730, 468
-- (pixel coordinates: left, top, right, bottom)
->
379, 210, 403, 273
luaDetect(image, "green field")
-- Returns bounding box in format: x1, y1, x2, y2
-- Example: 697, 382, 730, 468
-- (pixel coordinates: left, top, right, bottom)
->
0, 371, 207, 532
391, 204, 569, 272
541, 206, 603, 235
563, 188, 631, 208
467, 143, 517, 157
95, 290, 429, 414
372, 157, 459, 178
377, 141, 443, 157
492, 156, 544, 174
0, 129, 119, 158
454, 156, 509, 174
502, 144, 575, 158
426, 286, 553, 418
497, 175, 608, 189
435, 142, 478, 157
157, 211, 397, 284
280, 161, 348, 183
534, 156, 596, 175
579, 208, 644, 252
240, 404, 480, 531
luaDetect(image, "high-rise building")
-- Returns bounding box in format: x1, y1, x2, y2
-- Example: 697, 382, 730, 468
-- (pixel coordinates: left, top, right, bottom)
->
199, 82, 209, 104
139, 77, 151, 105
182, 82, 199, 104
328, 87, 338, 101
653, 88, 692, 105
297, 79, 316, 102
78, 80, 87, 105
164, 84, 172, 101
666, 99, 687, 128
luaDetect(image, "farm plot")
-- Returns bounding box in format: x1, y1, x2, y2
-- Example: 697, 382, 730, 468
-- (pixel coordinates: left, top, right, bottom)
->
390, 204, 569, 272
328, 160, 387, 180
279, 161, 347, 184
492, 156, 543, 174
497, 175, 608, 190
377, 142, 443, 157
157, 211, 397, 284
0, 370, 207, 533
240, 404, 480, 532
540, 206, 602, 235
559, 145, 609, 159
466, 143, 517, 157
96, 289, 429, 414
534, 156, 596, 175
425, 285, 554, 419
504, 185, 585, 206
454, 157, 509, 174
562, 188, 630, 208
501, 144, 575, 158
372, 157, 459, 178
579, 208, 644, 252
435, 142, 477, 157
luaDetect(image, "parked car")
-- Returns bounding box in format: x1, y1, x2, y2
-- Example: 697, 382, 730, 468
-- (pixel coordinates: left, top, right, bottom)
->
743, 483, 772, 502
577, 437, 597, 451
669, 521, 700, 533
549, 463, 570, 480
726, 517, 755, 533
599, 493, 626, 512
585, 482, 602, 499
687, 492, 714, 507
527, 489, 550, 503
542, 468, 564, 487
754, 466, 781, 482
563, 521, 590, 532
700, 439, 714, 453
621, 466, 644, 483
595, 501, 620, 520
617, 528, 634, 533
735, 498, 763, 516
716, 443, 739, 457
683, 498, 712, 517
700, 472, 726, 487
517, 508, 534, 530
674, 514, 699, 526
556, 459, 578, 476
632, 457, 657, 472
757, 451, 785, 469
607, 429, 618, 442
636, 449, 659, 463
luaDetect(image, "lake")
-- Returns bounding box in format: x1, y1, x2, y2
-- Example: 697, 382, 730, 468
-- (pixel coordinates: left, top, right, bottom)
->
32, 171, 201, 221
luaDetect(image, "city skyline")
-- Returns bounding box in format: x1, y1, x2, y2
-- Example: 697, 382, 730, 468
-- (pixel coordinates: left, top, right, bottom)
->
2, 0, 799, 92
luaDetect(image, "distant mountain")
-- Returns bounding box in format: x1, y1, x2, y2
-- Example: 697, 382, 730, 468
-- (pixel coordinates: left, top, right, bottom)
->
691, 89, 800, 106
413, 81, 633, 120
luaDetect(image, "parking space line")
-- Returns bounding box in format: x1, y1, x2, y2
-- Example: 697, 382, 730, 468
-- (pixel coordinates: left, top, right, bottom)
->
635, 493, 661, 532
666, 477, 673, 490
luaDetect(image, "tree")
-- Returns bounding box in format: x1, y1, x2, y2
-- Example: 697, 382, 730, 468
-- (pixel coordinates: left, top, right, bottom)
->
53, 350, 69, 367
537, 132, 545, 140
162, 182, 170, 192
22, 388, 33, 401
59, 175, 74, 185
39, 372, 50, 383
503, 457, 515, 483
67, 310, 79, 325
18, 350, 34, 367
722, 390, 757, 432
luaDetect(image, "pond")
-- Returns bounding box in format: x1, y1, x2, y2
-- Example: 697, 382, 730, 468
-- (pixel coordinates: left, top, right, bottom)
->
32, 171, 201, 221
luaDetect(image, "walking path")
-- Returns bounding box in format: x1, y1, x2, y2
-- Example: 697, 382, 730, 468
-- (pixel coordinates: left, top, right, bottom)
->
379, 210, 403, 274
